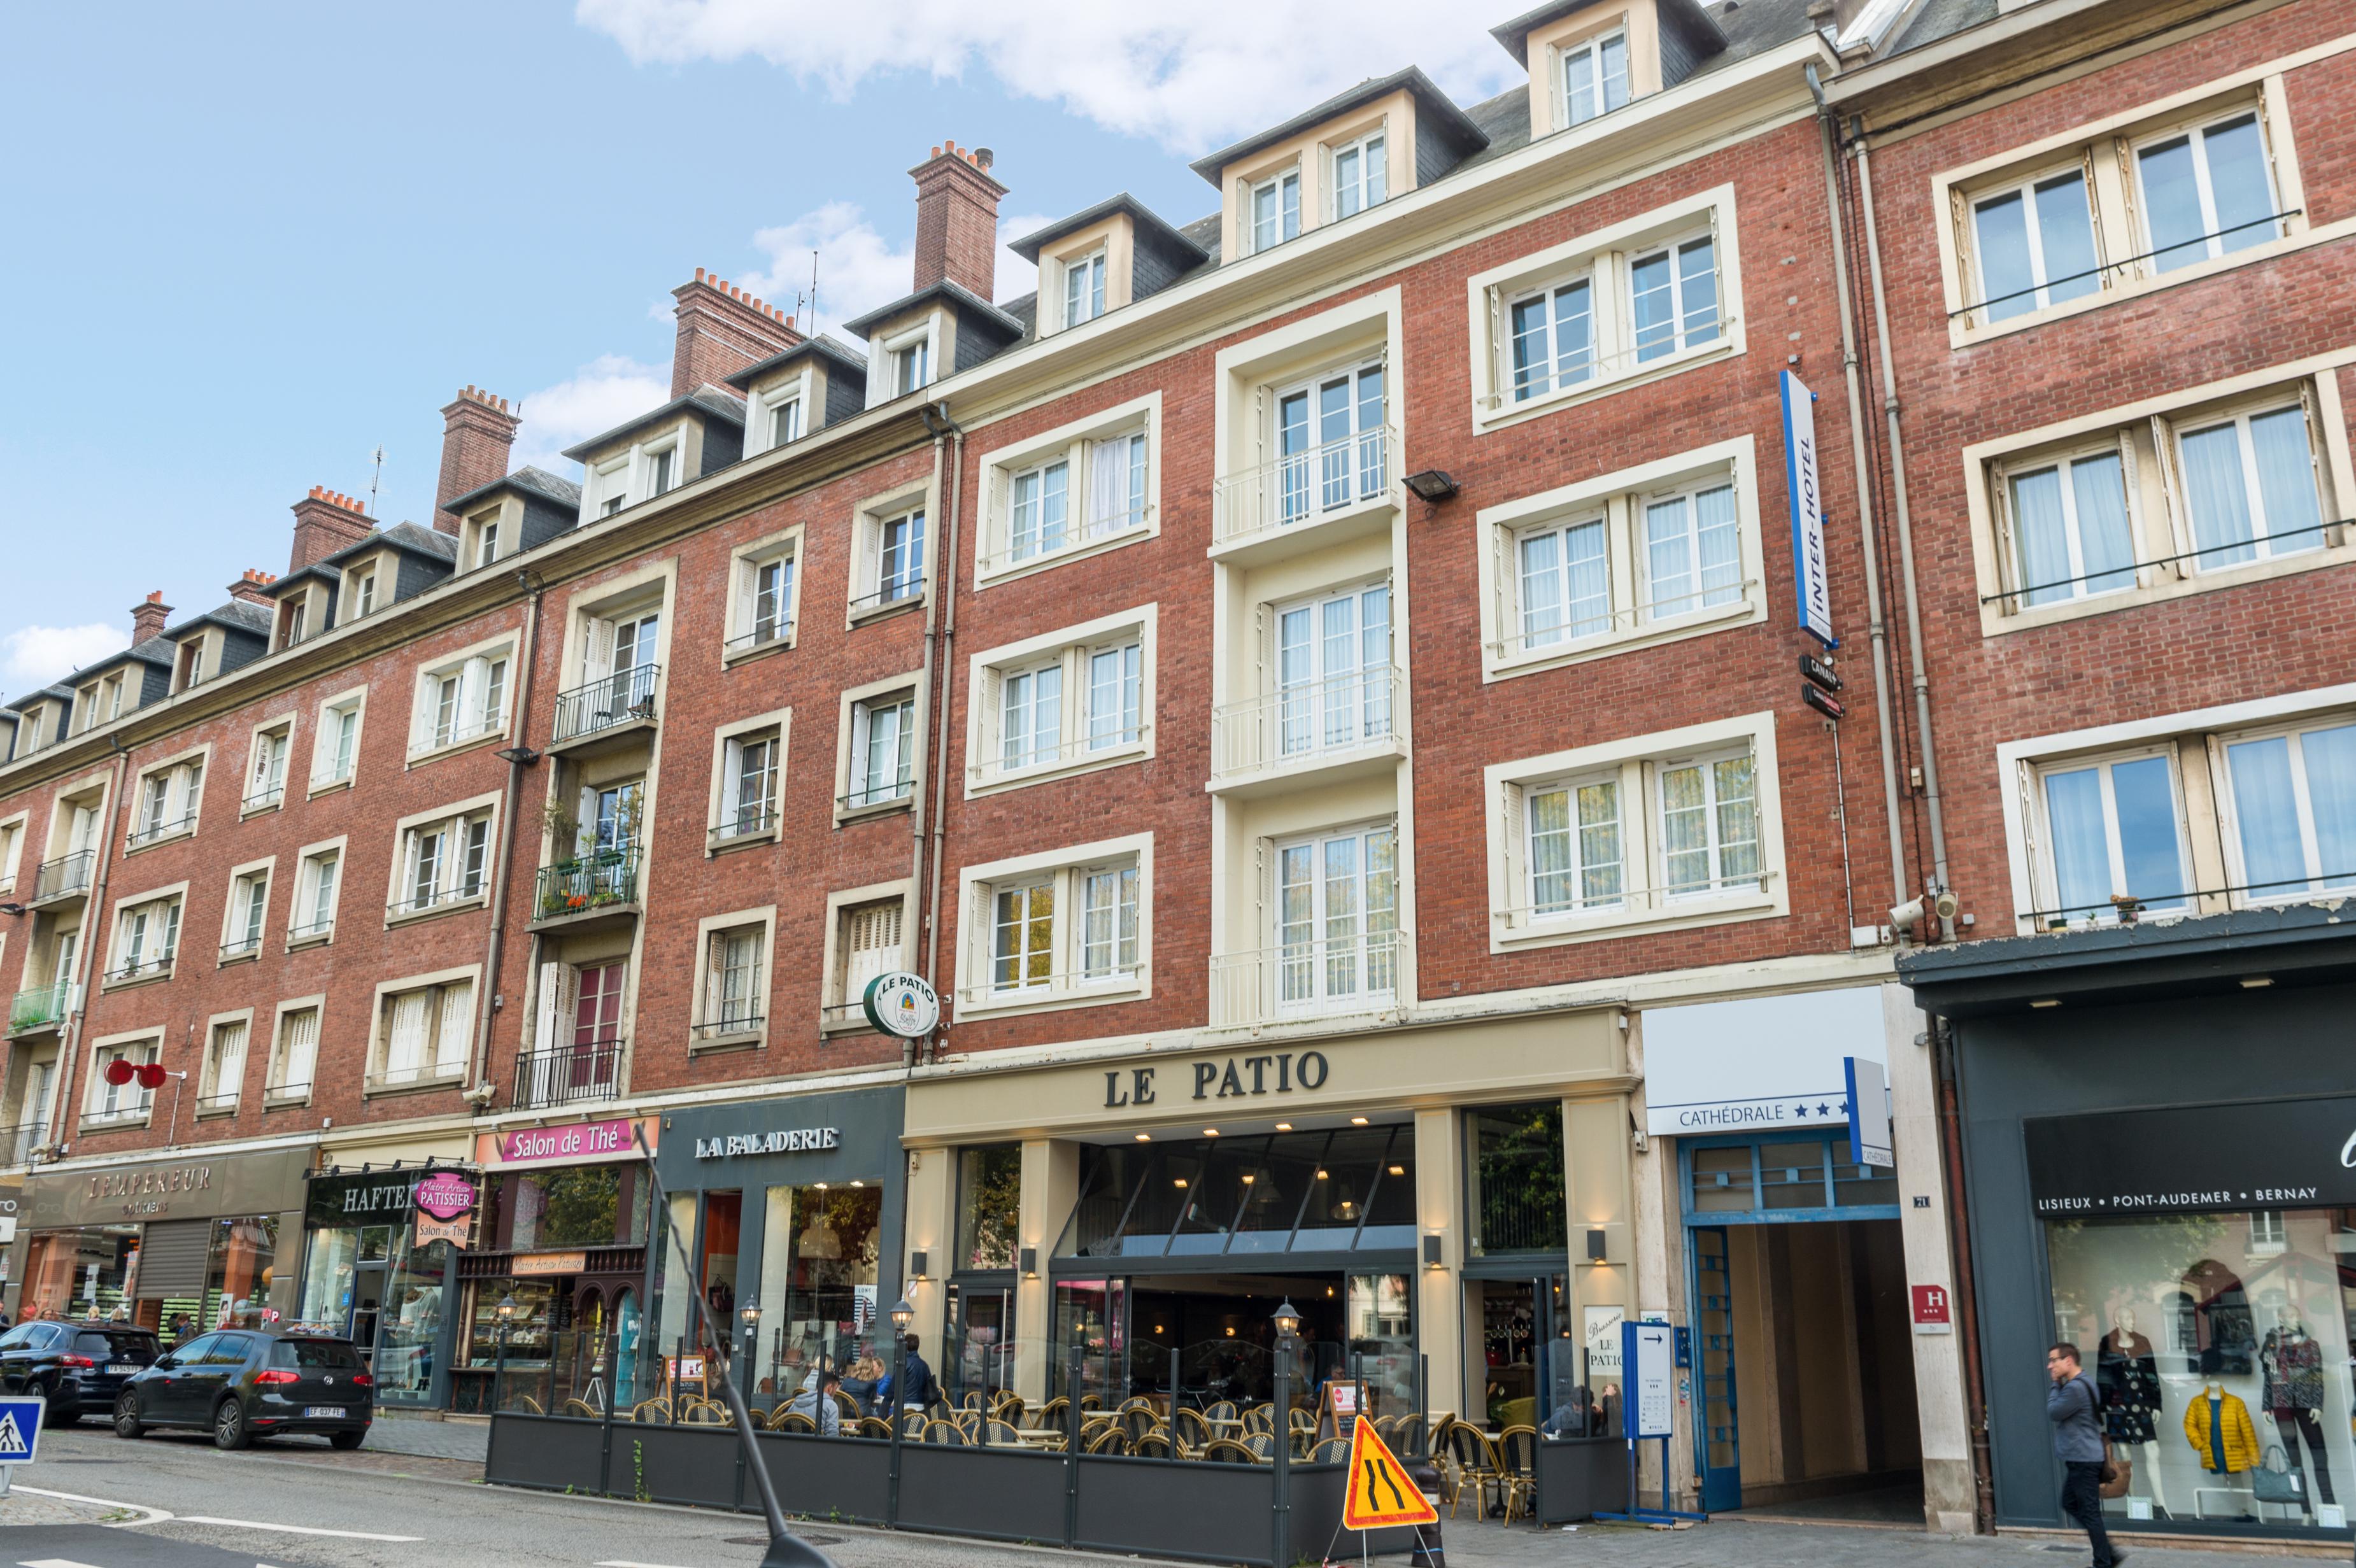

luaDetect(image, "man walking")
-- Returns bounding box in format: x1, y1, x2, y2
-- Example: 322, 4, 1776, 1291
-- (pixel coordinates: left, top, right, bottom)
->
2048, 1343, 2122, 1568
898, 1333, 937, 1416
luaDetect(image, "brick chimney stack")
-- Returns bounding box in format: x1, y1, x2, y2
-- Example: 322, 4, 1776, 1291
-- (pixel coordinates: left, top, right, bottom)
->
434, 386, 521, 535
129, 592, 172, 645
911, 139, 1005, 300
226, 569, 278, 607
289, 487, 375, 574
671, 270, 804, 400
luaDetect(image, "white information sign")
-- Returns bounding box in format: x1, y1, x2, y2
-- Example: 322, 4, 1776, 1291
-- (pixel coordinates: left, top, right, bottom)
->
1782, 371, 1834, 647
1583, 1305, 1625, 1377
1623, 1321, 1675, 1439
1643, 987, 1888, 1138
1845, 1056, 1894, 1168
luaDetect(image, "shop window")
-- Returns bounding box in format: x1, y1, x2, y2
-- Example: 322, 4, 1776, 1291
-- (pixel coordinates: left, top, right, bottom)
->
1466, 1103, 1567, 1257
2046, 1209, 2353, 1534
752, 1184, 884, 1393
20, 1224, 140, 1319
509, 1164, 644, 1252
956, 1145, 1023, 1271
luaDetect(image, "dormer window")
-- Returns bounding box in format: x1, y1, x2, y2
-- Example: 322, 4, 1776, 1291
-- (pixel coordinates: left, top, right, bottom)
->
173, 641, 204, 691
895, 338, 931, 395
348, 567, 378, 619
472, 518, 500, 570
280, 599, 308, 649
1331, 132, 1387, 220
1249, 169, 1302, 255
1063, 251, 1107, 327
769, 397, 802, 448
646, 445, 676, 498
596, 458, 628, 517
1560, 29, 1629, 127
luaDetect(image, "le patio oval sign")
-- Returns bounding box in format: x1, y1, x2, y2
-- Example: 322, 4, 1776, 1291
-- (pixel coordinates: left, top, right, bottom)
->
864, 972, 939, 1039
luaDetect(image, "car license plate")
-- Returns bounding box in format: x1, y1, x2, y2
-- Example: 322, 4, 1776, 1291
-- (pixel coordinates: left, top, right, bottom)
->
106, 1364, 139, 1376
304, 1406, 346, 1418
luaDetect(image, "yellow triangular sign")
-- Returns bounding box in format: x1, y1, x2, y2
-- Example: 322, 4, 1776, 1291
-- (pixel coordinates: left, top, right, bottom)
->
1342, 1413, 1437, 1530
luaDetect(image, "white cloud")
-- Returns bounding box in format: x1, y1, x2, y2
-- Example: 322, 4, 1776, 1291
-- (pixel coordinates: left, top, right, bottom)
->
735, 201, 914, 336
992, 211, 1058, 306
512, 354, 672, 474
575, 1, 1519, 153
1, 623, 123, 689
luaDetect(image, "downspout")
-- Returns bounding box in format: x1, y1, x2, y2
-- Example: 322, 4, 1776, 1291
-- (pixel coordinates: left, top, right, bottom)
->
1808, 62, 1910, 916
915, 402, 965, 1067
1851, 118, 1957, 938
46, 742, 131, 1160
470, 570, 545, 1101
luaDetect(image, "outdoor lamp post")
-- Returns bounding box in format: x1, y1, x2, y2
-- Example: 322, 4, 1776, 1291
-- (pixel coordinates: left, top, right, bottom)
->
886, 1296, 914, 1529
737, 1296, 761, 1401
1270, 1299, 1302, 1566
493, 1292, 520, 1411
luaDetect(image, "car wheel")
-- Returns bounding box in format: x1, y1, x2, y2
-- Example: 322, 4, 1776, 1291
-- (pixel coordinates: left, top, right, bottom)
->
113, 1390, 144, 1439
212, 1397, 250, 1450
328, 1429, 364, 1451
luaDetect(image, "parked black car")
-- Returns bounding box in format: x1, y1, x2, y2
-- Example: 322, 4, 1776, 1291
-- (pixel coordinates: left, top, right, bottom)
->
0, 1320, 162, 1425
113, 1327, 372, 1450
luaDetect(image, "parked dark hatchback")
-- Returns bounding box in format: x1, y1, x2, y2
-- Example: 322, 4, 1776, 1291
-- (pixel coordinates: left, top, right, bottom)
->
113, 1327, 372, 1450
0, 1320, 162, 1424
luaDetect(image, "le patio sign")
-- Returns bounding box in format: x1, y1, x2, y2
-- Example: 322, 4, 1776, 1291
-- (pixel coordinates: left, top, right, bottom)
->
1102, 1050, 1331, 1109
863, 972, 939, 1038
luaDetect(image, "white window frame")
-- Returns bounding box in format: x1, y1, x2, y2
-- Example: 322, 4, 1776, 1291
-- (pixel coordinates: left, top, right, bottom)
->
309, 686, 367, 795
746, 369, 811, 458
218, 856, 274, 965
385, 791, 500, 924
266, 996, 325, 1106
1061, 248, 1108, 329
103, 884, 187, 987
592, 455, 631, 518
975, 393, 1161, 587
838, 675, 923, 821
723, 525, 802, 661
2026, 744, 2198, 929
197, 1008, 253, 1115
1556, 26, 1630, 129
967, 605, 1156, 796
1244, 165, 1303, 257
2213, 714, 2356, 907
0, 811, 25, 896
821, 880, 915, 1032
82, 1029, 162, 1125
869, 317, 941, 407
365, 964, 481, 1092
1465, 185, 1743, 432
848, 480, 937, 621
1486, 710, 1786, 950
955, 833, 1154, 1020
1475, 437, 1765, 682
125, 746, 209, 852
1963, 354, 2355, 637
1991, 436, 2143, 612
1328, 129, 1387, 221
708, 707, 790, 851
341, 558, 383, 623
243, 713, 296, 816
406, 633, 516, 762
1261, 820, 1402, 1021
462, 504, 506, 572
692, 905, 776, 1049
288, 837, 345, 949
2129, 108, 2286, 274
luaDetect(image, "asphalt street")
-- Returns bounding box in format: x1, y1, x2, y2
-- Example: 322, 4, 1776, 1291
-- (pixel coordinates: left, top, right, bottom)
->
0, 1422, 2337, 1568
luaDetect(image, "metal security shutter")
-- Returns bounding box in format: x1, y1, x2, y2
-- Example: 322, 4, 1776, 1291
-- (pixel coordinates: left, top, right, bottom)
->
134, 1218, 211, 1300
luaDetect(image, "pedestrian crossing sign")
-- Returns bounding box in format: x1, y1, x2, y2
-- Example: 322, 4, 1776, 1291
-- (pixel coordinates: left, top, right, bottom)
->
1341, 1413, 1435, 1530
0, 1396, 43, 1464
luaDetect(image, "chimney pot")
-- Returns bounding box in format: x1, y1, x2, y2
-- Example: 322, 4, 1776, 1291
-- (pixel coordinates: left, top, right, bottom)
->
974, 146, 994, 170
433, 384, 522, 534
911, 136, 1005, 299
129, 593, 174, 646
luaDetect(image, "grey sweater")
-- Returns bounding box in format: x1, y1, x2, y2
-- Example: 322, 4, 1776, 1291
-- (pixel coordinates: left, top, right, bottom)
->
2048, 1373, 2104, 1462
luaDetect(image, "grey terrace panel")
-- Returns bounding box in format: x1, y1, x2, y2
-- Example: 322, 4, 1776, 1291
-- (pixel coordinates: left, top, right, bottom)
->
440, 463, 585, 517
1187, 66, 1490, 185
560, 385, 748, 462
318, 519, 458, 567
838, 278, 1028, 343
721, 332, 871, 392
1007, 194, 1213, 266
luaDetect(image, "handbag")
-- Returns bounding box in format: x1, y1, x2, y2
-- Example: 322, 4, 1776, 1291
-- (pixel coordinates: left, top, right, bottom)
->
2099, 1438, 2132, 1499
2252, 1445, 2304, 1504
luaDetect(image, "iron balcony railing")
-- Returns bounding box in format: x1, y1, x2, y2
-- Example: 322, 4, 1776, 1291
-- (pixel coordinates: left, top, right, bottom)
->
690, 1013, 763, 1044
551, 664, 660, 745
0, 1120, 43, 1165
849, 575, 927, 616
241, 780, 286, 812
1210, 424, 1396, 548
195, 1089, 241, 1115
105, 951, 176, 986
265, 1080, 312, 1105
31, 850, 96, 903
286, 917, 336, 944
366, 1061, 464, 1093
387, 878, 485, 920
1207, 929, 1407, 1029
8, 980, 75, 1035
127, 811, 199, 849
723, 619, 794, 658
219, 933, 262, 961
535, 847, 639, 922
707, 805, 777, 849
513, 1040, 623, 1110
1210, 667, 1403, 780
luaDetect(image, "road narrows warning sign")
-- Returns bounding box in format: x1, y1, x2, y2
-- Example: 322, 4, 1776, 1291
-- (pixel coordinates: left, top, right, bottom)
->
1341, 1412, 1437, 1530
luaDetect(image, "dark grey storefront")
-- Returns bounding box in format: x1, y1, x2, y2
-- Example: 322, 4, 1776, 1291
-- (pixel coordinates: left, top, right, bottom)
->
1902, 907, 2356, 1544
653, 1085, 906, 1399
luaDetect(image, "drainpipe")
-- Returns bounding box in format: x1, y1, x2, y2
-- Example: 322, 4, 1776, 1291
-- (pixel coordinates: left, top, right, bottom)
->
46, 742, 131, 1161
469, 572, 546, 1101
1808, 63, 1910, 916
1851, 120, 1957, 938
915, 402, 965, 1067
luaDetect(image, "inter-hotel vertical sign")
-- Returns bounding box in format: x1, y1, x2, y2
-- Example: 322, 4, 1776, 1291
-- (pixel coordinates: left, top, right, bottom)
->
1781, 371, 1834, 648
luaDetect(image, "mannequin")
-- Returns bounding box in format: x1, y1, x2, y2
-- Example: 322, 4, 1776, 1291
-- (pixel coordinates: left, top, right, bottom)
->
2186, 1376, 2259, 1481
2260, 1301, 2335, 1513
2099, 1308, 2168, 1516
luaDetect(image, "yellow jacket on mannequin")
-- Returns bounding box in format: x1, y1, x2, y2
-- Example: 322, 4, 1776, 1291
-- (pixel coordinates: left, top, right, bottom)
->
2183, 1388, 2260, 1473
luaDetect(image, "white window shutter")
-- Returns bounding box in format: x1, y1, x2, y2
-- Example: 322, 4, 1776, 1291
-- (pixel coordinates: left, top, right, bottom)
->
848, 703, 871, 798
720, 738, 744, 823
435, 981, 475, 1075
576, 786, 597, 859
585, 617, 618, 684
399, 829, 422, 901
533, 961, 565, 1050
457, 658, 488, 733
1500, 784, 1527, 931
732, 560, 756, 639
1493, 522, 1517, 652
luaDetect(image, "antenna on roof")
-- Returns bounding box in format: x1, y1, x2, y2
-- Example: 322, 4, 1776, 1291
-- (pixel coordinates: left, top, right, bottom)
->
809, 249, 820, 333
368, 446, 387, 516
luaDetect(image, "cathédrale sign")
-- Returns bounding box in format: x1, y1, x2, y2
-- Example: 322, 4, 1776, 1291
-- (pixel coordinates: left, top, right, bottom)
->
1102, 1050, 1331, 1109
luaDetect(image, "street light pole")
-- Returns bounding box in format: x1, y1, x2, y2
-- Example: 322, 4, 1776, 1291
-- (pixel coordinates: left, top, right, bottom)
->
886, 1296, 914, 1529
493, 1292, 518, 1413
1271, 1299, 1301, 1568
738, 1296, 762, 1407
632, 1126, 835, 1568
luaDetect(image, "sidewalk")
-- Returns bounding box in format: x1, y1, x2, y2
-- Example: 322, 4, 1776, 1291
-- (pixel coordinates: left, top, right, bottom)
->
1420, 1516, 2339, 1568
364, 1412, 490, 1464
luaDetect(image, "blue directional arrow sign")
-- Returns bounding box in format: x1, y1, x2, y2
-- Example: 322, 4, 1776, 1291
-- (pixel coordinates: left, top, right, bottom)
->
0, 1395, 46, 1464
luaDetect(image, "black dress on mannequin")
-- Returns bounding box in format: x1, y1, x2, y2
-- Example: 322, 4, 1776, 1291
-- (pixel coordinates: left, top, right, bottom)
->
2099, 1329, 2162, 1443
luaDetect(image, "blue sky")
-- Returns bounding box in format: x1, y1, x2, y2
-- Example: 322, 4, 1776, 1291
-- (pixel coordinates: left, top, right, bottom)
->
0, 1, 1519, 694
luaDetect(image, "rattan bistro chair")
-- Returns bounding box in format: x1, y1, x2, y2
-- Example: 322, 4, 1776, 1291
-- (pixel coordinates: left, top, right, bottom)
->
775, 1411, 818, 1434
1086, 1425, 1132, 1455
922, 1418, 969, 1445
1200, 1437, 1261, 1465
856, 1415, 895, 1439
1031, 1397, 1069, 1430
1174, 1407, 1212, 1449
1495, 1425, 1539, 1524
1132, 1430, 1175, 1459
1443, 1421, 1505, 1520
1309, 1436, 1351, 1463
